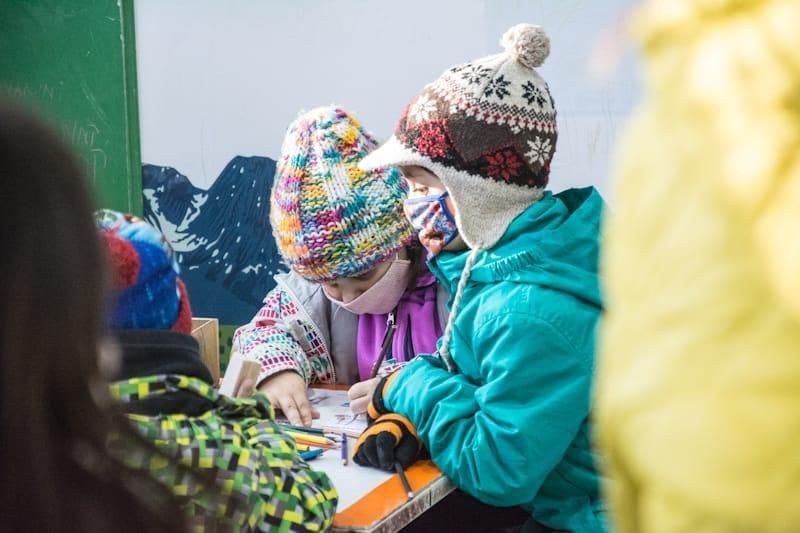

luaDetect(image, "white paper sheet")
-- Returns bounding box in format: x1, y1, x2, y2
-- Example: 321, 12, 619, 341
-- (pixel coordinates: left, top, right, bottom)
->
308, 388, 368, 438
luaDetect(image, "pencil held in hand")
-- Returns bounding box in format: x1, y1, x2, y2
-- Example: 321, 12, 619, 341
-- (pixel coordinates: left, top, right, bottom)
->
395, 461, 414, 499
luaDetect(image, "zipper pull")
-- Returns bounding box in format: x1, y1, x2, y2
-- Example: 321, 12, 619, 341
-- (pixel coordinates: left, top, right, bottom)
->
370, 309, 397, 379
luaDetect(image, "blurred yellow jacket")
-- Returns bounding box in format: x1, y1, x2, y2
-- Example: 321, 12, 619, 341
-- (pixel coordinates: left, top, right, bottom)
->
596, 1, 800, 531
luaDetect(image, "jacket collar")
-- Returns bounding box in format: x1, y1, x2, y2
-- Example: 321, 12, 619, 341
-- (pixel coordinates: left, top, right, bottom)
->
111, 330, 217, 416
113, 329, 213, 385
429, 187, 604, 307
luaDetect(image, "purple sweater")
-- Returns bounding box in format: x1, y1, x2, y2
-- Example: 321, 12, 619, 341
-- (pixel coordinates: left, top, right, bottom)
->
355, 266, 443, 380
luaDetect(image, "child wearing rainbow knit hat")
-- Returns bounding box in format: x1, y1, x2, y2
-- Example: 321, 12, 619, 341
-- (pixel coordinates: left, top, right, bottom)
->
232, 106, 449, 426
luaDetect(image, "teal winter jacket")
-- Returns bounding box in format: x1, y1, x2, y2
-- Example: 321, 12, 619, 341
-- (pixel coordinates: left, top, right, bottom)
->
385, 187, 607, 532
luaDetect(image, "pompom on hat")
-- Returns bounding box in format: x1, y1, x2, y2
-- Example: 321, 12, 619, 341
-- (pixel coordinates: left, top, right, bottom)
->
95, 209, 192, 334
271, 106, 415, 282
360, 23, 557, 251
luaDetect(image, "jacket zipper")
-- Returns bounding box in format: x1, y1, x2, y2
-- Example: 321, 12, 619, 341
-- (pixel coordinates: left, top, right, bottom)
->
369, 309, 396, 378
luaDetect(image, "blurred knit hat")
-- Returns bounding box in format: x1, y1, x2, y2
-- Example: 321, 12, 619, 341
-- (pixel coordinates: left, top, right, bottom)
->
96, 209, 192, 334
361, 23, 557, 250
271, 106, 415, 282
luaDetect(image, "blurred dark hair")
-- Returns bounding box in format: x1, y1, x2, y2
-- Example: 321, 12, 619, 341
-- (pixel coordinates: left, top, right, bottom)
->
406, 240, 427, 290
0, 102, 184, 532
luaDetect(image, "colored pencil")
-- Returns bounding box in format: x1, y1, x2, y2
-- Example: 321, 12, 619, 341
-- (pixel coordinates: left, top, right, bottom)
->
279, 423, 326, 436
300, 448, 324, 461
285, 431, 336, 448
293, 438, 334, 450
395, 461, 414, 499
341, 433, 348, 465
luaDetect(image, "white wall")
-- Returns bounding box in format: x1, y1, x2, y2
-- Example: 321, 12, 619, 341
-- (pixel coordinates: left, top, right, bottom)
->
135, 0, 640, 197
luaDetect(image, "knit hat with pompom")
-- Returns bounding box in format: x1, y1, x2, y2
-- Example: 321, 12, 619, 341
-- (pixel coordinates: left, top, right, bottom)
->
96, 209, 193, 334
360, 23, 557, 251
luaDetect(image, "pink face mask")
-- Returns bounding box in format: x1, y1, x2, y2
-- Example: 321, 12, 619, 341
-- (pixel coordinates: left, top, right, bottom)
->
322, 258, 412, 315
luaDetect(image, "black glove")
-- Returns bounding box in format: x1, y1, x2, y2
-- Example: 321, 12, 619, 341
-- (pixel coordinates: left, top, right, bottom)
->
353, 413, 422, 471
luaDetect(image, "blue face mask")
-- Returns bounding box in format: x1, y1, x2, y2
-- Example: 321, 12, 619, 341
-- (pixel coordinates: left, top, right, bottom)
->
403, 191, 459, 256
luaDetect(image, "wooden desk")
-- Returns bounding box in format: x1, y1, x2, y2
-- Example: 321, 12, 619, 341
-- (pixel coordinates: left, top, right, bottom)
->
309, 386, 455, 532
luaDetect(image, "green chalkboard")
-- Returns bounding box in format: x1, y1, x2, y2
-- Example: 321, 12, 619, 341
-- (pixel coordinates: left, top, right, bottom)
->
0, 0, 142, 214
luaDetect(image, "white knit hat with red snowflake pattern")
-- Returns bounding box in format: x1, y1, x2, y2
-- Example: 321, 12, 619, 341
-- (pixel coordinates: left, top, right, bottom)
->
360, 23, 556, 251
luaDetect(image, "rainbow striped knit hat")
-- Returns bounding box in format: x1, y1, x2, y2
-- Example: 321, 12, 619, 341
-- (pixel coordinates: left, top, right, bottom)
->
271, 106, 415, 282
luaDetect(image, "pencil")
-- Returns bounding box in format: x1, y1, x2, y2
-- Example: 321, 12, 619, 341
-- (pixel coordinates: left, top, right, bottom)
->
394, 461, 414, 499
341, 433, 348, 465
285, 431, 336, 447
292, 438, 334, 450
300, 448, 324, 461
280, 424, 326, 436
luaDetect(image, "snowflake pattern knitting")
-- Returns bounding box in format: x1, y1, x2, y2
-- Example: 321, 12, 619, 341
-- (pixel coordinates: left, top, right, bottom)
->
526, 136, 553, 166
383, 37, 558, 191
459, 64, 493, 85
484, 75, 512, 100
483, 148, 524, 181
521, 80, 548, 108
409, 94, 438, 124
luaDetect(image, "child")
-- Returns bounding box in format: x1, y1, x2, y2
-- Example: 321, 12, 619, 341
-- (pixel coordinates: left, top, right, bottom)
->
97, 210, 337, 531
596, 0, 800, 531
354, 24, 607, 532
232, 106, 449, 425
0, 104, 182, 532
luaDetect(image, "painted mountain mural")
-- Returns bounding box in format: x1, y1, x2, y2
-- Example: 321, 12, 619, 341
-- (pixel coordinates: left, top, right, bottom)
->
142, 156, 282, 325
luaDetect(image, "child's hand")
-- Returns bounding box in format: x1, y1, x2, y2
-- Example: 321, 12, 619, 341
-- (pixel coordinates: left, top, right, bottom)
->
353, 413, 422, 470
259, 371, 318, 426
347, 377, 380, 414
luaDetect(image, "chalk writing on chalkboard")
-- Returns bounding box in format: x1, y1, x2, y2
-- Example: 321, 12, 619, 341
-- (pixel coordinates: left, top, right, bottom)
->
61, 120, 109, 182
1, 81, 109, 182
0, 81, 57, 102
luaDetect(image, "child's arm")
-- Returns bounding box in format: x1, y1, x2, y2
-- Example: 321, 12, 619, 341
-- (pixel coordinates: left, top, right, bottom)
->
385, 314, 593, 507
232, 286, 329, 387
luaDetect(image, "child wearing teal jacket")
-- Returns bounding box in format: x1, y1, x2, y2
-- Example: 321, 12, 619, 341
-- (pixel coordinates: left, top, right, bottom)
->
353, 24, 607, 532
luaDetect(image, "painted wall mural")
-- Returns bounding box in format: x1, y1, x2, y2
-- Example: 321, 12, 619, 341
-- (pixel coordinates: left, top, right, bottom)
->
142, 156, 279, 325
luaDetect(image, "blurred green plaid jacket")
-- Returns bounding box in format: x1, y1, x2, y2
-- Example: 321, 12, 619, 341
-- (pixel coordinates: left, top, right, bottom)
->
109, 374, 337, 532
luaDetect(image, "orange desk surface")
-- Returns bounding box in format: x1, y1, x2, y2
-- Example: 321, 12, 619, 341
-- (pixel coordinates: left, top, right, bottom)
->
333, 460, 453, 532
